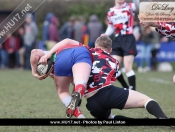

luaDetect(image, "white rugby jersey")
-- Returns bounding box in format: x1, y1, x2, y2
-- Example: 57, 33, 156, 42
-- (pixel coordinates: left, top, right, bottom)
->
107, 2, 136, 37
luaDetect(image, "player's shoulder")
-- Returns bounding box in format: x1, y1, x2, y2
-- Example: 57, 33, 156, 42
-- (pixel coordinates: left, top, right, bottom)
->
108, 6, 115, 14
109, 6, 115, 11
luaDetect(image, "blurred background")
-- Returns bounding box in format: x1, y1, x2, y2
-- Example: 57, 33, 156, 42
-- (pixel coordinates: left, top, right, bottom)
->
0, 1, 175, 131
0, 0, 174, 73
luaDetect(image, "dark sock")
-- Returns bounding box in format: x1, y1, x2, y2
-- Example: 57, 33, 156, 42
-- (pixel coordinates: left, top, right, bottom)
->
114, 115, 149, 119
117, 71, 129, 88
128, 75, 136, 90
114, 115, 134, 119
145, 100, 168, 119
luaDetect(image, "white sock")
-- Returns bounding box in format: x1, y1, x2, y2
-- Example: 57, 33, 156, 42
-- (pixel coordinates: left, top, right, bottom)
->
61, 96, 71, 107
74, 81, 86, 87
126, 70, 135, 77
77, 114, 86, 118
108, 114, 115, 119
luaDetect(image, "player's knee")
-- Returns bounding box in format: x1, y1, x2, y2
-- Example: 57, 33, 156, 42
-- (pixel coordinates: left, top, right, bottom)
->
124, 65, 132, 73
143, 98, 156, 108
141, 96, 152, 108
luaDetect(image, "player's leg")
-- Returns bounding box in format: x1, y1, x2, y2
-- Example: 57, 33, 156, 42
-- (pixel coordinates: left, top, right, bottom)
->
173, 74, 175, 85
124, 90, 168, 119
19, 47, 25, 68
72, 62, 91, 97
54, 48, 88, 118
123, 34, 137, 90
66, 62, 91, 118
111, 36, 129, 88
86, 91, 111, 119
144, 44, 153, 71
66, 47, 92, 118
54, 76, 85, 118
123, 55, 136, 90
112, 55, 129, 88
100, 85, 167, 119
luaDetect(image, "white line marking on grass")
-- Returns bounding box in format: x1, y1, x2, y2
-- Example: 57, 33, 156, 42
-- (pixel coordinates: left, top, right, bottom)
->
148, 78, 173, 85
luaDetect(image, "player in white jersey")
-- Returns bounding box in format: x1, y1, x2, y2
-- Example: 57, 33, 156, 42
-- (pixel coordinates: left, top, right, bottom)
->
104, 0, 139, 91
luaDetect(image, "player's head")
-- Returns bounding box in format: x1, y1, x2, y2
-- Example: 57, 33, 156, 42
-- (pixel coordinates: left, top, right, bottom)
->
95, 36, 112, 52
115, 0, 125, 4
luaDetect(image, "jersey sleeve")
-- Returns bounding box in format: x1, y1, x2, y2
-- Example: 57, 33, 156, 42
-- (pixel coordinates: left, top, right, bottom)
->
155, 22, 175, 39
129, 3, 136, 11
111, 60, 120, 83
50, 53, 56, 62
107, 9, 113, 25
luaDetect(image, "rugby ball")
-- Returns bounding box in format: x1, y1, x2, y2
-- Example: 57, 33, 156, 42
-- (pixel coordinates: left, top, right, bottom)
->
37, 59, 53, 76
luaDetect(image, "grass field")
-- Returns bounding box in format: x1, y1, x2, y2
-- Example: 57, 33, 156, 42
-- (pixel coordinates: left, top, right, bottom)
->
0, 69, 175, 132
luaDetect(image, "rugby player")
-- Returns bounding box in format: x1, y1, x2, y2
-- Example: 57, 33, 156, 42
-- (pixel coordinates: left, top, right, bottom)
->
41, 36, 168, 119
103, 0, 140, 90
140, 22, 175, 85
30, 41, 93, 118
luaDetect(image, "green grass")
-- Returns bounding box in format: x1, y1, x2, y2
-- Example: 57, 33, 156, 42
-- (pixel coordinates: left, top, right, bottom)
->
0, 69, 175, 132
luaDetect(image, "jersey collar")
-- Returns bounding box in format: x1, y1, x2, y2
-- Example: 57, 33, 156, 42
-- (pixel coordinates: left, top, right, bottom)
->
114, 2, 127, 9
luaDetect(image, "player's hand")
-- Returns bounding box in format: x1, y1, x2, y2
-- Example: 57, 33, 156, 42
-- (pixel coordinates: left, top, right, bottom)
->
173, 74, 175, 85
39, 52, 52, 65
140, 22, 152, 28
32, 72, 48, 80
140, 22, 160, 28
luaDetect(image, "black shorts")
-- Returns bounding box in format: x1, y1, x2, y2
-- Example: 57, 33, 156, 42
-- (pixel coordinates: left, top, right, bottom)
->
86, 85, 129, 119
111, 34, 137, 57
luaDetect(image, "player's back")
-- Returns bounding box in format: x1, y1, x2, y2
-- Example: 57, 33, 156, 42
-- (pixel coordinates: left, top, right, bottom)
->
85, 48, 119, 94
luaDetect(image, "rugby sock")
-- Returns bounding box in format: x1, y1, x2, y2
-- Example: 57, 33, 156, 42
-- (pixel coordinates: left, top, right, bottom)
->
62, 96, 72, 107
62, 96, 85, 118
126, 70, 136, 90
74, 107, 85, 118
114, 115, 149, 119
74, 84, 86, 98
114, 115, 134, 119
145, 99, 168, 119
108, 114, 115, 119
116, 70, 129, 88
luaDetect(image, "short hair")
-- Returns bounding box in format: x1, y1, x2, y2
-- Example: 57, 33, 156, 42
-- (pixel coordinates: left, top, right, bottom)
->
95, 36, 112, 51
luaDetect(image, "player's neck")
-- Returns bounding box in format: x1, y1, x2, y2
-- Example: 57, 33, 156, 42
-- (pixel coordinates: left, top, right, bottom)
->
96, 46, 110, 53
115, 2, 125, 8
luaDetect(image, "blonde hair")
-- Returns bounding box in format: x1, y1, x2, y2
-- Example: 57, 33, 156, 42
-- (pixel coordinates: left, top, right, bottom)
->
95, 36, 112, 51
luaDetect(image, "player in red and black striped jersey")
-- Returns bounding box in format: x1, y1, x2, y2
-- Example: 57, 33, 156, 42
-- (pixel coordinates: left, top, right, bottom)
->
85, 47, 119, 95
40, 36, 168, 119
104, 0, 140, 91
140, 22, 175, 40
140, 22, 175, 85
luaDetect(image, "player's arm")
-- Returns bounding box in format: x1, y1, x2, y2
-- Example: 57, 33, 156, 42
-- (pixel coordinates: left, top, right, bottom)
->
132, 0, 140, 11
30, 49, 48, 80
111, 60, 120, 85
155, 22, 175, 39
103, 9, 115, 37
104, 25, 114, 36
140, 22, 175, 39
140, 22, 161, 28
39, 38, 79, 64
